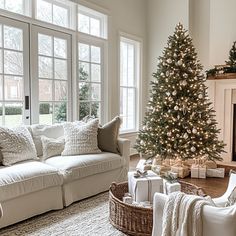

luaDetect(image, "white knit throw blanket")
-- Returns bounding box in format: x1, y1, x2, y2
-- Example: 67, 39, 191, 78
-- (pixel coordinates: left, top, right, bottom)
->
161, 192, 208, 236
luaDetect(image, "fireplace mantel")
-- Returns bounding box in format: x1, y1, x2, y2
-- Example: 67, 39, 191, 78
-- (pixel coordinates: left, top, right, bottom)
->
206, 77, 236, 163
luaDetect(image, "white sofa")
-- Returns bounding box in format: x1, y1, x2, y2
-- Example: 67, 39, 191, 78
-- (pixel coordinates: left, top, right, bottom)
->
0, 124, 130, 229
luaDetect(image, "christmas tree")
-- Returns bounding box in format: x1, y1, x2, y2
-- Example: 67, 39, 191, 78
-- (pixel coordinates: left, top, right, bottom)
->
225, 41, 236, 73
135, 23, 224, 162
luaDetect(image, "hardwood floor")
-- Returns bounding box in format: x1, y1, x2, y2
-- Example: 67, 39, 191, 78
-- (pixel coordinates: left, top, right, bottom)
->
130, 155, 229, 198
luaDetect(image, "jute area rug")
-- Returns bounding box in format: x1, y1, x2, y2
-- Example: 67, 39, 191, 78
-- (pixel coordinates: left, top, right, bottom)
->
0, 192, 125, 236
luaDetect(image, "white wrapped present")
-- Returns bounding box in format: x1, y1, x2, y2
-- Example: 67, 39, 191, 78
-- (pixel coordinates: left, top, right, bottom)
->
207, 168, 225, 178
191, 165, 206, 179
136, 159, 152, 171
128, 170, 163, 203
163, 179, 181, 195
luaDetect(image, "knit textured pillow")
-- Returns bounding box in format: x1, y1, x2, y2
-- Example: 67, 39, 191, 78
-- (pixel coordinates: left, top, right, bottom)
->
41, 136, 65, 160
62, 119, 101, 156
0, 126, 38, 166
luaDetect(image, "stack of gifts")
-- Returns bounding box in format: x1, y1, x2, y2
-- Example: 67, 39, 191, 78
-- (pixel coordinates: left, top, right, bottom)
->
128, 170, 163, 203
191, 158, 207, 178
170, 158, 190, 178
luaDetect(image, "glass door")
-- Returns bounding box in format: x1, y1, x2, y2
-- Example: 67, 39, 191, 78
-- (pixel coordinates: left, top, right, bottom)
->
0, 16, 30, 127
31, 25, 72, 124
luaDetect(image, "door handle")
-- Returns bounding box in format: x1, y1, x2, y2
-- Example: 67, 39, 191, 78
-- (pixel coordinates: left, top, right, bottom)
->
25, 96, 29, 110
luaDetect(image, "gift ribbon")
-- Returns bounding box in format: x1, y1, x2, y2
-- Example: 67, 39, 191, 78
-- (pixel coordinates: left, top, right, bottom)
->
134, 176, 152, 202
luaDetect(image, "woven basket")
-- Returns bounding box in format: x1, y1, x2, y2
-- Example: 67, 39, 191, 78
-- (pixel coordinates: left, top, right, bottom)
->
109, 181, 205, 236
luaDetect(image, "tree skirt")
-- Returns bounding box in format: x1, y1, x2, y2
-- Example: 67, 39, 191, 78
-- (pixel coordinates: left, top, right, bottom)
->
0, 192, 125, 236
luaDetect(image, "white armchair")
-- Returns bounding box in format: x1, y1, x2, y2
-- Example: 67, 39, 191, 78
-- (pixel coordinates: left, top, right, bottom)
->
152, 173, 236, 236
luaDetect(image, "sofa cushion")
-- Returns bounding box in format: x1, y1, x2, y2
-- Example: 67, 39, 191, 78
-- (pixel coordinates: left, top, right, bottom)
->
45, 152, 123, 183
0, 161, 63, 201
31, 124, 64, 156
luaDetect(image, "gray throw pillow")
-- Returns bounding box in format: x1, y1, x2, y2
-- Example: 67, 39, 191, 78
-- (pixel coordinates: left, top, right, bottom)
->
98, 116, 121, 154
81, 116, 121, 154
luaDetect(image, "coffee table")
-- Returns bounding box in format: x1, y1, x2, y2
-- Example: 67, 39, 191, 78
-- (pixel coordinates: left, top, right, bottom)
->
109, 181, 205, 236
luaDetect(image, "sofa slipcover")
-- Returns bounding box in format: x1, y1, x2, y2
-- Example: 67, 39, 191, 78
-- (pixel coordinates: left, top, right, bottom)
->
45, 152, 123, 183
0, 161, 63, 202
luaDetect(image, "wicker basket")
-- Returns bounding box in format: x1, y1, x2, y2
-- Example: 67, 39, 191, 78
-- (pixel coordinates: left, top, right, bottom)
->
109, 181, 205, 236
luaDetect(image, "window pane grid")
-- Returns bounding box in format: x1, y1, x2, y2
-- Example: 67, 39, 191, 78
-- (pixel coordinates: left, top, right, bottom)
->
38, 32, 68, 124
0, 23, 24, 127
78, 42, 102, 119
120, 37, 139, 132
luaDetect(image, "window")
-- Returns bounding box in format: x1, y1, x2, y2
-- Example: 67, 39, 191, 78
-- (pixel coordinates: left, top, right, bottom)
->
78, 5, 107, 39
31, 26, 71, 125
120, 37, 140, 132
0, 17, 29, 127
78, 42, 102, 120
0, 1, 108, 126
0, 0, 30, 16
36, 0, 73, 28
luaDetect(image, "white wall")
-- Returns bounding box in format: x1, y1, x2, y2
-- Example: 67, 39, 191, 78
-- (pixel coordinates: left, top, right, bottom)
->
189, 0, 236, 69
209, 0, 236, 67
189, 0, 210, 70
147, 0, 189, 82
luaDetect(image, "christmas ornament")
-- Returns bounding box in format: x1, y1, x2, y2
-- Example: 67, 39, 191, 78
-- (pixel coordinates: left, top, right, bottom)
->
174, 105, 179, 111
192, 128, 197, 134
183, 133, 188, 139
177, 60, 183, 66
198, 94, 203, 99
191, 146, 196, 152
167, 58, 172, 64
172, 90, 177, 96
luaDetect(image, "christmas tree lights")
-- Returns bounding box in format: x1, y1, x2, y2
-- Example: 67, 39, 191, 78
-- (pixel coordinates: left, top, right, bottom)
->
135, 23, 225, 162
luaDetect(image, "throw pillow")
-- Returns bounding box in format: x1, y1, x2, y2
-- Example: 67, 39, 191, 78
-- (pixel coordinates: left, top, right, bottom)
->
31, 124, 64, 156
41, 136, 65, 160
225, 187, 236, 207
0, 126, 38, 166
97, 116, 121, 154
80, 116, 121, 154
62, 119, 101, 156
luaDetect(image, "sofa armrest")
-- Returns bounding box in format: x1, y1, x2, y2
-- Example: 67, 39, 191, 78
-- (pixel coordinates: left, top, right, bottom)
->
118, 138, 131, 169
202, 205, 236, 236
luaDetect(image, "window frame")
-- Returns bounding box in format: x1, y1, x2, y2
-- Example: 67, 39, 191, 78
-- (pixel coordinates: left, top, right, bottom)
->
77, 4, 108, 39
0, 0, 109, 126
77, 33, 106, 123
0, 15, 30, 126
119, 33, 142, 134
31, 25, 72, 125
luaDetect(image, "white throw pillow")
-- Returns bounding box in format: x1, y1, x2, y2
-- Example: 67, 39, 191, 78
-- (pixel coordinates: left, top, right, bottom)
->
0, 126, 38, 166
31, 124, 64, 156
62, 119, 101, 156
41, 136, 65, 160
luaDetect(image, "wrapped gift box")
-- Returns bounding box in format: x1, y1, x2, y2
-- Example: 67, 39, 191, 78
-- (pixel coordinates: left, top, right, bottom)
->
207, 168, 225, 178
191, 166, 206, 179
152, 165, 171, 175
171, 166, 190, 178
163, 179, 181, 195
128, 170, 163, 203
136, 159, 152, 171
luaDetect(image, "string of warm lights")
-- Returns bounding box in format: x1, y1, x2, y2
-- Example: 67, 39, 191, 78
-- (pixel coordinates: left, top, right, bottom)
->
135, 23, 225, 162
